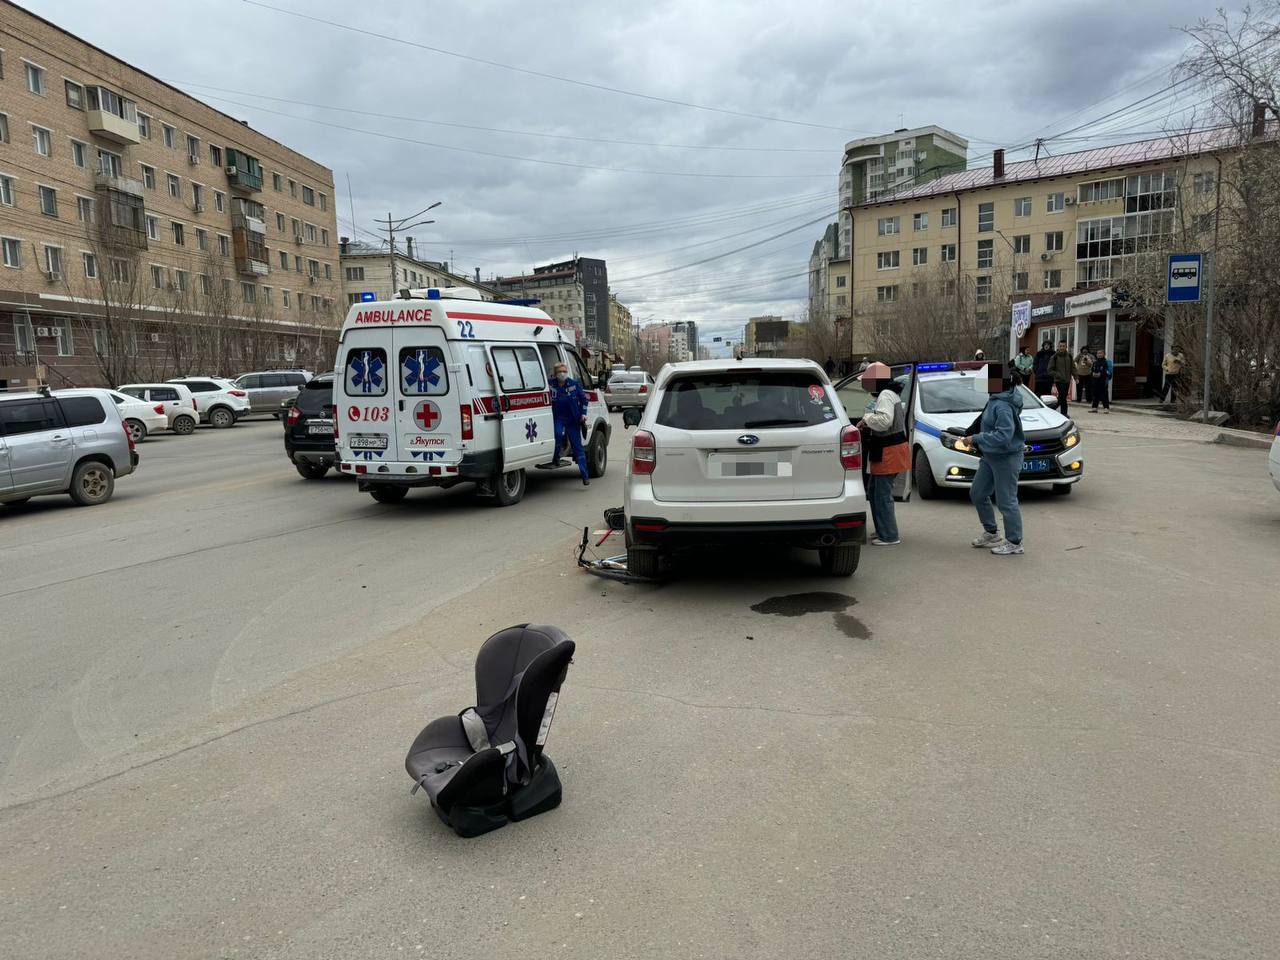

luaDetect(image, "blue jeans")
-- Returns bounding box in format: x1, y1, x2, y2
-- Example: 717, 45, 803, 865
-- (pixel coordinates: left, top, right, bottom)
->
869, 472, 899, 542
554, 417, 588, 480
970, 453, 1023, 544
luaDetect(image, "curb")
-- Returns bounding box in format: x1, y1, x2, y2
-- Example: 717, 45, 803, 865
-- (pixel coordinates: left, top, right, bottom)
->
1212, 432, 1273, 450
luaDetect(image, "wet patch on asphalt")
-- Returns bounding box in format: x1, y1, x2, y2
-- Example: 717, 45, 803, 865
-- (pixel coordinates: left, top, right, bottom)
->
750, 591, 872, 640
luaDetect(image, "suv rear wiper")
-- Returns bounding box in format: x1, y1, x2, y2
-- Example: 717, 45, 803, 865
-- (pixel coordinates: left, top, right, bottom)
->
743, 418, 810, 428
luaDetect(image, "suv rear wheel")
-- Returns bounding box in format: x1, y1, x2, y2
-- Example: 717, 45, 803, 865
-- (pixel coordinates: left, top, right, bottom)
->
818, 544, 860, 577
208, 406, 235, 428
69, 461, 115, 506
172, 415, 195, 435
587, 430, 608, 478
295, 461, 329, 480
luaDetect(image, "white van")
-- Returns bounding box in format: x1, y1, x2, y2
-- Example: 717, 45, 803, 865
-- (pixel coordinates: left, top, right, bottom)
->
334, 289, 611, 505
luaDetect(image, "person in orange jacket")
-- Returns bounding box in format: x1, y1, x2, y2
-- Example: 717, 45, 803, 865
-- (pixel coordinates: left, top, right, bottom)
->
857, 361, 911, 545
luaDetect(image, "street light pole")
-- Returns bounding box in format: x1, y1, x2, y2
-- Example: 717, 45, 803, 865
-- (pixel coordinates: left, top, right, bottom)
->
374, 202, 442, 297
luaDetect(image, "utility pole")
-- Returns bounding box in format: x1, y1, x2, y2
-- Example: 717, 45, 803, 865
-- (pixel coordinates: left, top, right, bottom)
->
374, 202, 442, 298
1201, 249, 1215, 422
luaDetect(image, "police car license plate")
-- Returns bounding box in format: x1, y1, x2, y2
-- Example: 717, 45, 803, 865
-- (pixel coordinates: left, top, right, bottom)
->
1021, 457, 1051, 474
348, 435, 388, 450
308, 419, 333, 435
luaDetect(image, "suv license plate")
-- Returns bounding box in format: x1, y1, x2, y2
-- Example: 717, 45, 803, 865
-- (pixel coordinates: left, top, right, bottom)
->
348, 435, 388, 450
308, 420, 333, 435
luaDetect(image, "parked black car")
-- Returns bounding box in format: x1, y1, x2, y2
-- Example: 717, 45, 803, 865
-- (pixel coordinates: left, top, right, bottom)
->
283, 373, 336, 479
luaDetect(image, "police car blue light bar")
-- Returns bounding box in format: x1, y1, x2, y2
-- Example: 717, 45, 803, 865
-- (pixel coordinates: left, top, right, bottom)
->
917, 362, 954, 372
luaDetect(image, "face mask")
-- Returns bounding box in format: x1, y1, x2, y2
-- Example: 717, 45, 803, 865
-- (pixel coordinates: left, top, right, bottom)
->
556, 372, 567, 382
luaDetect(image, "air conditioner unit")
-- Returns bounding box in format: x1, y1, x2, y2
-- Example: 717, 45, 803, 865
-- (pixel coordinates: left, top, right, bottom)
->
294, 235, 303, 244
150, 333, 161, 342
45, 270, 62, 283
36, 326, 51, 337
308, 275, 316, 284
193, 202, 205, 213
225, 165, 238, 177
1040, 252, 1052, 261
188, 155, 200, 166
1063, 196, 1076, 205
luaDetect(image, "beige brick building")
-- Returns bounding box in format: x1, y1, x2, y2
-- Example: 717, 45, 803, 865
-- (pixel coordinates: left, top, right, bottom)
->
338, 238, 498, 307
0, 1, 342, 388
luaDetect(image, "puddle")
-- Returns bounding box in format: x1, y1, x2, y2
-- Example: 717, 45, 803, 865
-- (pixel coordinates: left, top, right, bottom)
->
833, 612, 871, 640
750, 592, 856, 617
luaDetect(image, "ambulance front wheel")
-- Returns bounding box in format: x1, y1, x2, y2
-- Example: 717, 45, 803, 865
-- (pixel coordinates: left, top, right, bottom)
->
369, 484, 409, 504
587, 431, 608, 479
492, 468, 527, 507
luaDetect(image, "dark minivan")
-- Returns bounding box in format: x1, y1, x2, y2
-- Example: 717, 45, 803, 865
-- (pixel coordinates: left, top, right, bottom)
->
283, 373, 336, 479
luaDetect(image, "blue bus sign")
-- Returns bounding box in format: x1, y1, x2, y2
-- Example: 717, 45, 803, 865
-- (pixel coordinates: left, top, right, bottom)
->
1167, 253, 1202, 303
359, 291, 377, 302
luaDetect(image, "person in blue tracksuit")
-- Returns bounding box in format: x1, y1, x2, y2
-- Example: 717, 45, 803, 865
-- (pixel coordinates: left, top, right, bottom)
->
548, 362, 590, 485
964, 366, 1027, 556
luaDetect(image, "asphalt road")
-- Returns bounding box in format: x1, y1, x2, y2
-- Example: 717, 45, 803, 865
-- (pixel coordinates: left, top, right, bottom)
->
1, 415, 1277, 959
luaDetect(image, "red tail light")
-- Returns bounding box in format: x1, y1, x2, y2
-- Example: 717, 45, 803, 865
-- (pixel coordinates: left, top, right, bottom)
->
333, 411, 340, 441
460, 404, 474, 440
631, 429, 656, 474
840, 425, 862, 470
191, 397, 198, 411
153, 404, 165, 415
286, 405, 302, 426
228, 389, 247, 397
123, 422, 136, 451
639, 384, 648, 393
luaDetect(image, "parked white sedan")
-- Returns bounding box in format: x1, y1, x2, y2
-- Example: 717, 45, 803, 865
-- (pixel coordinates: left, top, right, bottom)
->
103, 391, 167, 443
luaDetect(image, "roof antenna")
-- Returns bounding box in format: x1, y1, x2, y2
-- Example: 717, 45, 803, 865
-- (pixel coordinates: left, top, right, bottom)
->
1034, 138, 1044, 161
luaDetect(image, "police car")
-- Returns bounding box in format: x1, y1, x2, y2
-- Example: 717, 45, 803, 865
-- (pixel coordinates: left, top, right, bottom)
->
333, 288, 610, 506
908, 361, 1084, 498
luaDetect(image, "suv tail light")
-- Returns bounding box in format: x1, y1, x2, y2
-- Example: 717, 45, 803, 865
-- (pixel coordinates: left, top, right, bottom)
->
191, 397, 198, 411
631, 429, 656, 474
228, 389, 247, 397
639, 384, 648, 393
153, 404, 165, 415
840, 425, 862, 470
286, 405, 302, 426
460, 403, 474, 440
123, 422, 136, 451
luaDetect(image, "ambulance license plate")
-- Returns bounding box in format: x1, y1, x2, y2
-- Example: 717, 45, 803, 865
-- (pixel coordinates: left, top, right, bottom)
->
308, 419, 333, 435
348, 435, 388, 450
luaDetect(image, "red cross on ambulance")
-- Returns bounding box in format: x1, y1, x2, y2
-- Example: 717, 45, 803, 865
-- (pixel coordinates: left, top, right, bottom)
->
413, 400, 441, 432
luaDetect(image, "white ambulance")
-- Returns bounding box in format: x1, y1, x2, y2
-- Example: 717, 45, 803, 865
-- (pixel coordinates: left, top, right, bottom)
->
334, 289, 611, 505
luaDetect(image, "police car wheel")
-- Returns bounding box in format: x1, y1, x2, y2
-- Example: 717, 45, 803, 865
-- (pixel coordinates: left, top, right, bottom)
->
587, 431, 608, 479
492, 469, 527, 507
914, 449, 940, 500
369, 485, 408, 504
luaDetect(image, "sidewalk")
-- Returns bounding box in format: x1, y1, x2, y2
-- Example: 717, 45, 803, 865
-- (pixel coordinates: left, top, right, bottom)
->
1074, 407, 1274, 448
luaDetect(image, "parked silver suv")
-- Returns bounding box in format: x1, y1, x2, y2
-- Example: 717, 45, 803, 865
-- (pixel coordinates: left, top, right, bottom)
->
0, 388, 138, 507
234, 369, 312, 416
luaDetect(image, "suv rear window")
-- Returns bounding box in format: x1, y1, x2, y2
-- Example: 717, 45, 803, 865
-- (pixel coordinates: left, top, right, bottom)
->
181, 380, 219, 392
655, 371, 834, 430
59, 396, 107, 426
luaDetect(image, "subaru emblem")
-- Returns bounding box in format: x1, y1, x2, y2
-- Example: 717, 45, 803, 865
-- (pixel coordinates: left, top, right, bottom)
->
737, 434, 760, 446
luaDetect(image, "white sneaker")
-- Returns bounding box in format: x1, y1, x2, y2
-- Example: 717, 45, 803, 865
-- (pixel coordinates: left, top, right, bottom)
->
971, 530, 1003, 548
991, 541, 1025, 556
870, 537, 901, 546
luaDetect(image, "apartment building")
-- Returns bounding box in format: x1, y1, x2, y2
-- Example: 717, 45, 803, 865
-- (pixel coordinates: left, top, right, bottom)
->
744, 315, 794, 358
491, 257, 610, 347
607, 293, 634, 364
847, 131, 1225, 397
0, 1, 342, 388
338, 238, 497, 306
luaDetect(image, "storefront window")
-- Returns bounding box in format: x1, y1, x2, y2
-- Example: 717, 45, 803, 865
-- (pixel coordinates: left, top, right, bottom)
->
1085, 320, 1135, 365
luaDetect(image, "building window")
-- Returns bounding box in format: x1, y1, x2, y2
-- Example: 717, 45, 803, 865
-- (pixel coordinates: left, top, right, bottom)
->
210, 144, 222, 167
76, 196, 95, 223
262, 286, 272, 305
876, 284, 898, 303
14, 316, 35, 354
295, 255, 302, 272
272, 172, 282, 191
162, 124, 176, 149
1192, 171, 1215, 194
977, 202, 994, 232
44, 245, 63, 277
1043, 269, 1062, 289
280, 251, 289, 269
912, 212, 928, 231
199, 273, 211, 295
176, 270, 188, 293
308, 259, 320, 278
1014, 197, 1031, 217
319, 193, 327, 211
346, 266, 365, 281
877, 216, 900, 236
196, 228, 208, 250
1191, 213, 1214, 234
186, 135, 200, 162
0, 175, 12, 207
912, 246, 928, 266
214, 191, 225, 212
2, 236, 21, 268
141, 164, 156, 190
218, 235, 231, 256
282, 289, 291, 308
223, 278, 232, 296
305, 223, 316, 242
1078, 177, 1124, 203
38, 185, 58, 217
137, 113, 151, 139
975, 275, 992, 304
164, 174, 181, 199
1124, 171, 1177, 213
191, 183, 204, 209
1013, 234, 1031, 254
835, 274, 846, 288
976, 239, 993, 269
940, 242, 956, 263
276, 212, 285, 231
32, 124, 52, 156
288, 179, 297, 198
1046, 192, 1065, 213
83, 251, 98, 279
291, 217, 301, 237
110, 258, 129, 283
25, 62, 45, 95
98, 149, 123, 178
347, 293, 361, 306
1045, 231, 1064, 252
302, 185, 315, 206
876, 250, 900, 270
0, 113, 8, 143
71, 139, 87, 167
93, 323, 111, 356
941, 207, 957, 227
321, 228, 329, 246
242, 282, 256, 304
1013, 271, 1029, 292
324, 263, 332, 279
146, 216, 159, 241
172, 222, 185, 246
151, 264, 165, 289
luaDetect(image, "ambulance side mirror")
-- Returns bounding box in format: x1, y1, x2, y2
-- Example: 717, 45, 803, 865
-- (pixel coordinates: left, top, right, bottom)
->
622, 408, 642, 429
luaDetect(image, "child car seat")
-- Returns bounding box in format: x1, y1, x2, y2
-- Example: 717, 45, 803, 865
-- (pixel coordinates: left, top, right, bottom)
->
405, 624, 575, 837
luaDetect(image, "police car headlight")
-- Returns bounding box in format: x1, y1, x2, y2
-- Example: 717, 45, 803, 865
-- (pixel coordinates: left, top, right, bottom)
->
940, 432, 977, 455
1063, 427, 1080, 449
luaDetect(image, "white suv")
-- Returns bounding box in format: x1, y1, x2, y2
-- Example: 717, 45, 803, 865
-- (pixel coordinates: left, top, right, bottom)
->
118, 383, 200, 435
166, 377, 250, 428
622, 359, 868, 578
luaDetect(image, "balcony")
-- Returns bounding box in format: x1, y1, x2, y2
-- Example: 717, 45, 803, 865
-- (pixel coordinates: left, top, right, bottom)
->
224, 148, 263, 193
232, 224, 269, 277
233, 212, 266, 235
86, 86, 140, 145
94, 171, 145, 196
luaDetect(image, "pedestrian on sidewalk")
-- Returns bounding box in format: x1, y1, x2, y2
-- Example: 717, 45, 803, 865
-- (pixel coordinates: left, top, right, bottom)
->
1074, 347, 1094, 404
1049, 341, 1074, 417
548, 362, 592, 485
964, 366, 1026, 556
1090, 351, 1113, 412
1013, 345, 1034, 390
974, 348, 986, 361
857, 361, 910, 546
1033, 340, 1054, 395
1161, 350, 1185, 402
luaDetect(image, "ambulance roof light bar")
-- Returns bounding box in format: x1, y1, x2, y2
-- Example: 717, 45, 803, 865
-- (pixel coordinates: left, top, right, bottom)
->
406, 287, 485, 301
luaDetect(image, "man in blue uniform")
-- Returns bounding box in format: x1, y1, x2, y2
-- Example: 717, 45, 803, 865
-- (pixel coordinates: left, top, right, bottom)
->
548, 362, 590, 485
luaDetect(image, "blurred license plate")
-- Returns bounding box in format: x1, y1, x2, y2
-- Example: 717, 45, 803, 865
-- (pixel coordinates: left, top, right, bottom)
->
308, 419, 333, 435
1022, 457, 1051, 474
348, 435, 388, 450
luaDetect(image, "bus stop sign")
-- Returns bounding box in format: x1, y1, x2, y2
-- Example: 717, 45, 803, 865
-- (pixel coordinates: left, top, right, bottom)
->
1167, 253, 1202, 303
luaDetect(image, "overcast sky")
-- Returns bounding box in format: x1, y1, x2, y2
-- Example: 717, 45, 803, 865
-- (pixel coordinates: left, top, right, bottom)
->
27, 0, 1232, 351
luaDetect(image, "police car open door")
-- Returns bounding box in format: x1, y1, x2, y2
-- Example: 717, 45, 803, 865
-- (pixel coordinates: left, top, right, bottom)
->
486, 344, 554, 469
833, 362, 915, 501
394, 325, 461, 467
